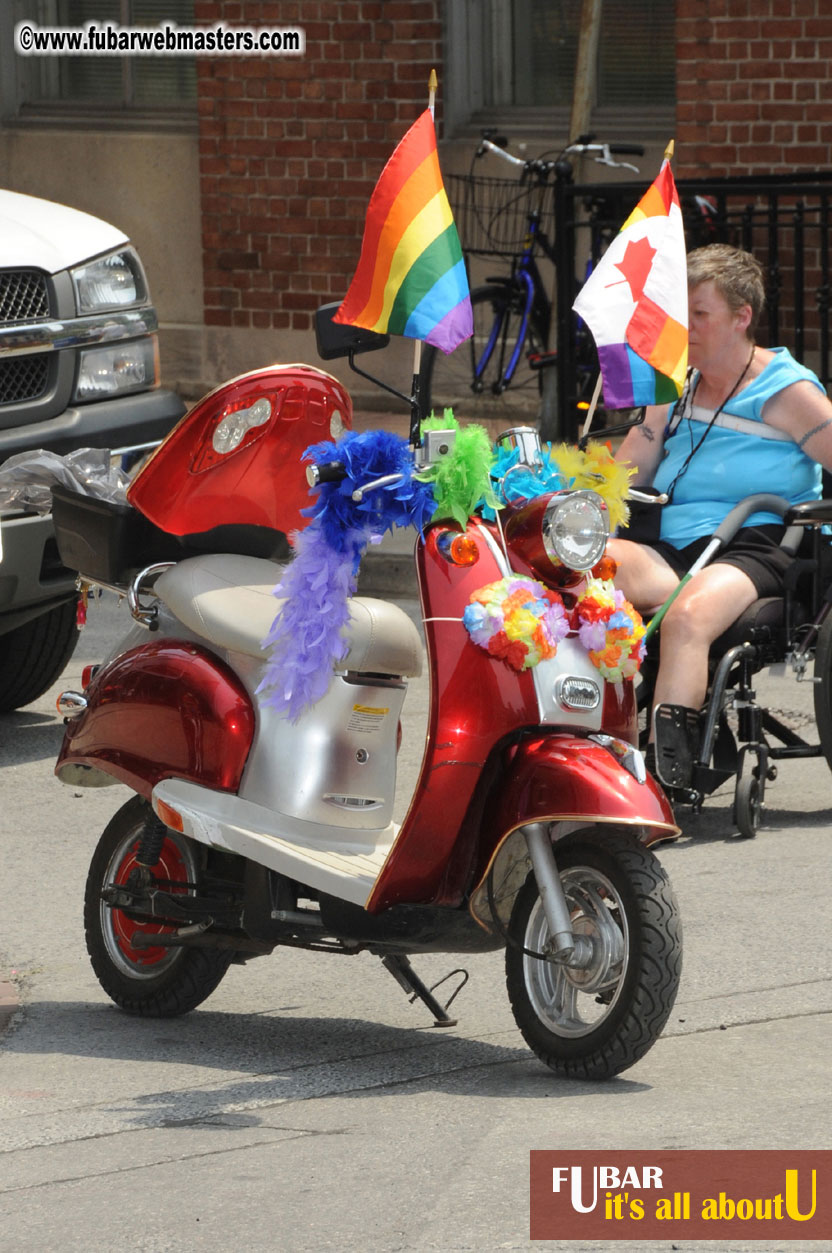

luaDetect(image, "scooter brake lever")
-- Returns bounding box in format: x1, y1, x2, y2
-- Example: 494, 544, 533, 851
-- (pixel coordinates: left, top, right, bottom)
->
351, 472, 405, 502
629, 489, 669, 504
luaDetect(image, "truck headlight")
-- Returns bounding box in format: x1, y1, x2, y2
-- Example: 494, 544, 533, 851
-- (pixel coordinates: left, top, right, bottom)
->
542, 490, 608, 572
73, 337, 159, 401
71, 248, 147, 313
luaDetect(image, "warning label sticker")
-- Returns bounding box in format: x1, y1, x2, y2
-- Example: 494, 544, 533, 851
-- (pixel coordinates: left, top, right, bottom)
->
348, 704, 389, 734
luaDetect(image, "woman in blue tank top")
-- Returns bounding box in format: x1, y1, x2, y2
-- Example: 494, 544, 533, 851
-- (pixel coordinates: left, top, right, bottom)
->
608, 244, 832, 773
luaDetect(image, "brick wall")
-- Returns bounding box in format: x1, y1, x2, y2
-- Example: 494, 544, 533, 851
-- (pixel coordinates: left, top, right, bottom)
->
194, 0, 443, 335
675, 0, 832, 177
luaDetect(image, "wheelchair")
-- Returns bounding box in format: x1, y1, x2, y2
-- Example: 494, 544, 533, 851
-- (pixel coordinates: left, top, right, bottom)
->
638, 491, 832, 837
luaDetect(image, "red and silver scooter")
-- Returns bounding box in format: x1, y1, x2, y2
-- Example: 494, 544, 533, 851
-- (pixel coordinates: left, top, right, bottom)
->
54, 336, 681, 1081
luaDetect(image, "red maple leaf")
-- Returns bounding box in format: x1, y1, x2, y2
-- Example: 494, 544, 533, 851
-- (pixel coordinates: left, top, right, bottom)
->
612, 236, 656, 299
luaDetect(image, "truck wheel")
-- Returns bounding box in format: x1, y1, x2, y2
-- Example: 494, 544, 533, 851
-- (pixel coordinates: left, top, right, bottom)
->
85, 796, 233, 1017
505, 832, 682, 1080
0, 599, 79, 712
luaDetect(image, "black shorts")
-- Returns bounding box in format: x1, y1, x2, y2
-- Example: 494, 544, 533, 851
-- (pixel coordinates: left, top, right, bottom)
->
647, 524, 792, 599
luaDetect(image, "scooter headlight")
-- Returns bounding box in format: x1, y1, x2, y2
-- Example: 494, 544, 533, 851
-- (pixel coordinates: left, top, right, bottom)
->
542, 490, 609, 572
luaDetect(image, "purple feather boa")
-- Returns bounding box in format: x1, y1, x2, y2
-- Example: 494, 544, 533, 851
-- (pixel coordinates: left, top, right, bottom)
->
256, 522, 369, 719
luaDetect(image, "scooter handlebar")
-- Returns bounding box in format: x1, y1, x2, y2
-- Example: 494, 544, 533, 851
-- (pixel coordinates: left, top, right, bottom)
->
306, 459, 346, 487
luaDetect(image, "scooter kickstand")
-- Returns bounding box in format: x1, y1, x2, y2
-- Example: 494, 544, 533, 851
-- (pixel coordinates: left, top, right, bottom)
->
381, 954, 465, 1028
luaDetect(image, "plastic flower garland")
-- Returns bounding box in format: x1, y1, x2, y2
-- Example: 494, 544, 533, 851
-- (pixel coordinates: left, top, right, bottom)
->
575, 576, 646, 682
463, 576, 570, 672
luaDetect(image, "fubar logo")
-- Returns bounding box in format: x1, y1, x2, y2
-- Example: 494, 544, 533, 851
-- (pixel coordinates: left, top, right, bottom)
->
530, 1151, 831, 1241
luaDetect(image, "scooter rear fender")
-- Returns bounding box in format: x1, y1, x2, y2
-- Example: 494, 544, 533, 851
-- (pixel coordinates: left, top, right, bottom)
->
55, 639, 255, 799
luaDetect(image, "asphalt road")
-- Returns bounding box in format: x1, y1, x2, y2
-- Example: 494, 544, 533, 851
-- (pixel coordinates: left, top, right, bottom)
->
1, 592, 830, 1252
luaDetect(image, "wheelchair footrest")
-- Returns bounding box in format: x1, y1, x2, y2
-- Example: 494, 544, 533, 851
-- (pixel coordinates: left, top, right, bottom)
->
653, 703, 701, 789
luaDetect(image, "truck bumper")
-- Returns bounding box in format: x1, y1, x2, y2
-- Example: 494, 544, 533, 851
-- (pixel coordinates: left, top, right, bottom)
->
0, 387, 185, 462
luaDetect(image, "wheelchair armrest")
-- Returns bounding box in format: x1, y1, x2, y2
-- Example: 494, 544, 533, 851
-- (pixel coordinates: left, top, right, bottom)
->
783, 498, 832, 526
712, 493, 792, 545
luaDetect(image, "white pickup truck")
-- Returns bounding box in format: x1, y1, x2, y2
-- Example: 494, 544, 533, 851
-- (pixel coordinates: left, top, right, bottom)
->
0, 190, 185, 711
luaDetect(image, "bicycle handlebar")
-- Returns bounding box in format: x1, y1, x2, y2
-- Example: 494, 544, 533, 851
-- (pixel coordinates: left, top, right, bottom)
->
477, 134, 643, 176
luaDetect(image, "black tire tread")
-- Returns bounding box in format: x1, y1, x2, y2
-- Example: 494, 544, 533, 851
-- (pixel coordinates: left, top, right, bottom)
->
85, 796, 233, 1018
734, 773, 761, 839
813, 612, 832, 773
506, 831, 682, 1081
0, 599, 79, 711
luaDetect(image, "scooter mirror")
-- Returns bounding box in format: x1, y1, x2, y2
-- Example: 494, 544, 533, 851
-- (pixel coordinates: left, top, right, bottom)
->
315, 302, 390, 360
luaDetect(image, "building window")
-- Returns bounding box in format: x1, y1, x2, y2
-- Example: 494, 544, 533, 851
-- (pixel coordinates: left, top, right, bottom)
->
445, 0, 675, 135
4, 0, 196, 121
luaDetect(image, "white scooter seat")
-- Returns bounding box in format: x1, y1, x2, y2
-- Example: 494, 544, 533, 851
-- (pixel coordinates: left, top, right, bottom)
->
154, 553, 423, 678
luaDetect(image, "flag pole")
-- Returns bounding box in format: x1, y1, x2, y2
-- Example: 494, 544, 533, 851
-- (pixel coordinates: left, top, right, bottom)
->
408, 68, 438, 447
580, 373, 604, 440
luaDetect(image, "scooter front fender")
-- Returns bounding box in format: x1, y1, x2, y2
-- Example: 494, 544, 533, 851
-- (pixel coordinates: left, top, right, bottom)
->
55, 639, 255, 798
468, 732, 678, 933
489, 732, 677, 842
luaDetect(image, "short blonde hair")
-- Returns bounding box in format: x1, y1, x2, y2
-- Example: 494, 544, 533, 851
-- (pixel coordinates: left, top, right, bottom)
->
687, 244, 765, 338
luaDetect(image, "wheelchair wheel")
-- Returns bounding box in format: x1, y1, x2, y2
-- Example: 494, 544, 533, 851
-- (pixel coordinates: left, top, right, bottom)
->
813, 613, 832, 773
734, 772, 762, 839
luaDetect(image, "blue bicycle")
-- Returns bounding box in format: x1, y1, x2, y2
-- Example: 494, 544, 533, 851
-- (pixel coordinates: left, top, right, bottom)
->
419, 134, 643, 434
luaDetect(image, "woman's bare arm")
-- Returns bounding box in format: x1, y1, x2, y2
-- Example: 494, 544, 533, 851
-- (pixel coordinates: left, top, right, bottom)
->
763, 380, 832, 472
613, 405, 669, 484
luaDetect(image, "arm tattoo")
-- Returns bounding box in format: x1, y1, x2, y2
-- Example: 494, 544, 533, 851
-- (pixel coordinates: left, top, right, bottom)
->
798, 418, 832, 450
637, 425, 657, 443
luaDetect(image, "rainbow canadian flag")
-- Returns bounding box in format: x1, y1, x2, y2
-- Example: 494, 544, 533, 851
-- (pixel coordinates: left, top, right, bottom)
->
573, 159, 688, 409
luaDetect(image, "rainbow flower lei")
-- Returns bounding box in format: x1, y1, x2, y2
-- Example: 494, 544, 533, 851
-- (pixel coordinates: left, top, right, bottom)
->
575, 577, 646, 682
462, 576, 570, 672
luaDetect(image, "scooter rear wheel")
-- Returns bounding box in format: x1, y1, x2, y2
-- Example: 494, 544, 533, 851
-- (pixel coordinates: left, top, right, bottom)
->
505, 831, 682, 1080
84, 795, 233, 1017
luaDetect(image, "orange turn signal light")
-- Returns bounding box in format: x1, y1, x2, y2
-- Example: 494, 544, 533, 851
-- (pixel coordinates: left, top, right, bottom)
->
450, 534, 479, 565
437, 529, 479, 566
592, 553, 618, 580
154, 799, 185, 833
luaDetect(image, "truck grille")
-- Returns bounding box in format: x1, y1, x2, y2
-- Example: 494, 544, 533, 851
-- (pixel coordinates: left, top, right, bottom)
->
0, 355, 50, 405
0, 269, 50, 324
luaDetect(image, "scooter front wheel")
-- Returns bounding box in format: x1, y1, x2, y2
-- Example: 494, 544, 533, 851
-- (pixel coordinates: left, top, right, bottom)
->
84, 795, 233, 1017
505, 832, 682, 1080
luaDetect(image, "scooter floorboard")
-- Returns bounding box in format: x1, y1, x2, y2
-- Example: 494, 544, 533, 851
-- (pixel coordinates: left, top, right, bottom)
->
153, 777, 397, 908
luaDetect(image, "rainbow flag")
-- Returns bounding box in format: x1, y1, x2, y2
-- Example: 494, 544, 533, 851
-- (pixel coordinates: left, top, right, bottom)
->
572, 159, 688, 409
334, 109, 473, 354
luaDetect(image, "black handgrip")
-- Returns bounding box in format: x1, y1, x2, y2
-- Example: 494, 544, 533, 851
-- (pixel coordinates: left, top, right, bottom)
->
608, 143, 645, 156
306, 459, 345, 487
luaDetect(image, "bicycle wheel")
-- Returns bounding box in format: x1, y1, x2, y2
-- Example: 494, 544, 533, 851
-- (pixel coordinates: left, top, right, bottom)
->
419, 284, 548, 427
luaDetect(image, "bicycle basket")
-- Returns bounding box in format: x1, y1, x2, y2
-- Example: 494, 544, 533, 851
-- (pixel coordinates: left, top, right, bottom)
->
446, 174, 555, 256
